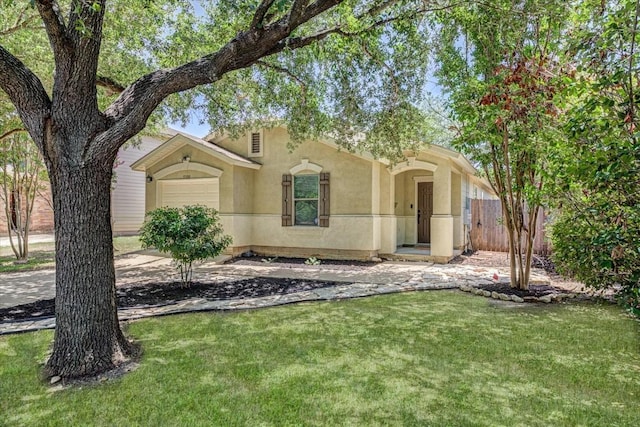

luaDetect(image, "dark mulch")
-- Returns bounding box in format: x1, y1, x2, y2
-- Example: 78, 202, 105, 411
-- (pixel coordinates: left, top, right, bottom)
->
0, 277, 341, 323
477, 283, 569, 299
228, 255, 377, 270
451, 251, 558, 275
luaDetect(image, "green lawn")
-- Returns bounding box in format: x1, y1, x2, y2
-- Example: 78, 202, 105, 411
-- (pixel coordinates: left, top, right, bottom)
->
0, 235, 142, 273
1, 291, 639, 426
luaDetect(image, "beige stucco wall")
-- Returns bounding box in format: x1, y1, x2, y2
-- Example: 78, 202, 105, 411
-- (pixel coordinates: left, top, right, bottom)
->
143, 129, 384, 256
232, 167, 255, 213
451, 171, 463, 249
138, 128, 483, 261
216, 128, 374, 216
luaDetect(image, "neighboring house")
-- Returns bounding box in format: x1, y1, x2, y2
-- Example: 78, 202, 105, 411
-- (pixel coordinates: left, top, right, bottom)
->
132, 127, 494, 262
0, 183, 53, 236
0, 134, 164, 237
111, 135, 164, 234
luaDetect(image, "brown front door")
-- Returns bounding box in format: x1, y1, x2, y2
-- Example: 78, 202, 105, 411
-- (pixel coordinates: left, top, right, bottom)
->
417, 182, 433, 243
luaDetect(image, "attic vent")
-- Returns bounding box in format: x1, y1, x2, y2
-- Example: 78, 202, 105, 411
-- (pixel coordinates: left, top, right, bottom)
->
251, 133, 261, 153
248, 130, 263, 157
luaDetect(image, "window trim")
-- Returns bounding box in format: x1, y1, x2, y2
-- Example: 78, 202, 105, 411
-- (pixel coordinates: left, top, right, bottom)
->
289, 159, 322, 175
293, 173, 320, 226
283, 163, 329, 228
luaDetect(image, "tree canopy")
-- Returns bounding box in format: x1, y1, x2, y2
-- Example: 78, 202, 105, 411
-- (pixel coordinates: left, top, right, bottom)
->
434, 0, 570, 289
549, 0, 640, 315
0, 0, 450, 379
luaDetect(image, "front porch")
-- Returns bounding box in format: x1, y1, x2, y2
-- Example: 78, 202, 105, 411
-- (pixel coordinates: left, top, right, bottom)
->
381, 245, 463, 263
384, 155, 465, 263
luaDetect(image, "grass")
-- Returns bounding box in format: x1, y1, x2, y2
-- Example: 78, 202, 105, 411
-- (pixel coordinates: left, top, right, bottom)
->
0, 251, 54, 273
0, 235, 142, 273
1, 291, 639, 426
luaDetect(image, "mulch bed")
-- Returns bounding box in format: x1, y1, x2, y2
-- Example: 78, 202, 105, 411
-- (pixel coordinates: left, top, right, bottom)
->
476, 283, 568, 299
0, 253, 576, 323
0, 277, 341, 323
228, 255, 377, 270
451, 251, 558, 274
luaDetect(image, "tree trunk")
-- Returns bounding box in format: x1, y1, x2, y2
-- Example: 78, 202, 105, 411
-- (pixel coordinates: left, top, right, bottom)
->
44, 159, 133, 379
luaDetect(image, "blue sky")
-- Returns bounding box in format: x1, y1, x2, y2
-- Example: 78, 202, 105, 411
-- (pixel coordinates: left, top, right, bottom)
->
169, 117, 210, 138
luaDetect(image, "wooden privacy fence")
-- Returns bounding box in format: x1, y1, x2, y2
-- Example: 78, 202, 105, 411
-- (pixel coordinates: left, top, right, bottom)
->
469, 199, 550, 255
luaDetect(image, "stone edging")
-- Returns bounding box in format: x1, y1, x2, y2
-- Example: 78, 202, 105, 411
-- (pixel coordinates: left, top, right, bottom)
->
459, 284, 579, 303
0, 266, 578, 336
0, 280, 459, 336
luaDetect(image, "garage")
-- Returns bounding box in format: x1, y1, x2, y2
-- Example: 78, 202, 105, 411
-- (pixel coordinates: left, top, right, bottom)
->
157, 178, 220, 209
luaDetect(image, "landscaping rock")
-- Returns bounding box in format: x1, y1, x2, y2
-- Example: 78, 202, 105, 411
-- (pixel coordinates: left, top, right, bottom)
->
510, 295, 524, 303
498, 293, 511, 301
539, 294, 553, 303
50, 376, 61, 385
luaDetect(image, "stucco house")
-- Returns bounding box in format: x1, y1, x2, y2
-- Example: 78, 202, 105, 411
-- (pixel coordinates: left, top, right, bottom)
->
131, 127, 493, 262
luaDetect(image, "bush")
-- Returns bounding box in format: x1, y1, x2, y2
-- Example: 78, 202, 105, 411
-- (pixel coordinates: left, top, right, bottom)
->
551, 194, 640, 317
139, 205, 232, 286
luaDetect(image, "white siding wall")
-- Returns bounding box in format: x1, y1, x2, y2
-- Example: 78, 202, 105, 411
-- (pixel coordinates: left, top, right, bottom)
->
112, 136, 163, 234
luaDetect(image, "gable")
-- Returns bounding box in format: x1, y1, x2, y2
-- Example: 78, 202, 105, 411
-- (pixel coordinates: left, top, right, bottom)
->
131, 132, 261, 173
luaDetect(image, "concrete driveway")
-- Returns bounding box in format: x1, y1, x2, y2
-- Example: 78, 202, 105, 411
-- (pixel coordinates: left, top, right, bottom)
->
0, 254, 172, 309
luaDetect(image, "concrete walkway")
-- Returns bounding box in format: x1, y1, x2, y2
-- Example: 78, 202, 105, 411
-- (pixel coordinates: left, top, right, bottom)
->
0, 253, 553, 335
0, 233, 55, 248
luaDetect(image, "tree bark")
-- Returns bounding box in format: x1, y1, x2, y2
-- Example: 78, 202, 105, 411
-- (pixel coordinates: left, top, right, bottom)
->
43, 156, 133, 378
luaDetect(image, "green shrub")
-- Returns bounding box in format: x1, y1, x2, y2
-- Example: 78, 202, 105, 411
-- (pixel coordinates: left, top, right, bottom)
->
305, 256, 321, 265
139, 205, 232, 286
551, 194, 640, 317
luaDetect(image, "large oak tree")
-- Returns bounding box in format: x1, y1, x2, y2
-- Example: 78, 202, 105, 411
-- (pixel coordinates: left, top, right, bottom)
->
0, 0, 440, 378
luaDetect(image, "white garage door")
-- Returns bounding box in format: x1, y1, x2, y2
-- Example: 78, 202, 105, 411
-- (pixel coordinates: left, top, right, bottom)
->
157, 178, 219, 209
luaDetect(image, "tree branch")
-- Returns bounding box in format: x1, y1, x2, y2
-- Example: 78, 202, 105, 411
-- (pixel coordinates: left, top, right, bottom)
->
0, 45, 51, 153
256, 60, 307, 87
0, 127, 27, 141
251, 0, 276, 29
269, 2, 465, 54
93, 0, 448, 161
35, 0, 73, 60
0, 7, 42, 36
256, 59, 308, 104
67, 0, 106, 44
96, 75, 125, 95
95, 0, 343, 161
288, 0, 312, 29
62, 0, 107, 95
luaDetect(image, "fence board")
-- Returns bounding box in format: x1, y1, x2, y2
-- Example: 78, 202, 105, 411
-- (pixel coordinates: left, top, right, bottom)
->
470, 199, 550, 255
